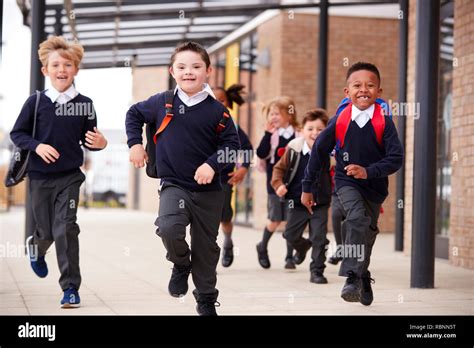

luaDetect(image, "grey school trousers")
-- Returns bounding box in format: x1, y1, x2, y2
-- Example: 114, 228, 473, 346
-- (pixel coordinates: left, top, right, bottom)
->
336, 185, 381, 278
283, 203, 330, 274
29, 170, 85, 291
155, 183, 224, 296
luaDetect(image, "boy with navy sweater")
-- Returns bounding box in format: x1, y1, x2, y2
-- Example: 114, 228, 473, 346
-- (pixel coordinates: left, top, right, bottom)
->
126, 42, 239, 316
272, 109, 331, 284
10, 36, 107, 308
301, 62, 403, 306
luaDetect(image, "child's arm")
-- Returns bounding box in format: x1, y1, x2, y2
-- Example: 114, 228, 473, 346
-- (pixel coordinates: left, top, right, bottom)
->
195, 111, 240, 185
82, 104, 107, 151
125, 95, 159, 168
271, 148, 290, 197
256, 119, 278, 159
301, 117, 336, 213
10, 96, 60, 163
365, 117, 404, 178
10, 97, 42, 153
227, 127, 253, 185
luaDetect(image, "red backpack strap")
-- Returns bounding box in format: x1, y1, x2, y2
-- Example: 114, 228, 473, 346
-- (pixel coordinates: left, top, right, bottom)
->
216, 111, 231, 133
335, 103, 352, 149
153, 90, 175, 144
371, 103, 386, 146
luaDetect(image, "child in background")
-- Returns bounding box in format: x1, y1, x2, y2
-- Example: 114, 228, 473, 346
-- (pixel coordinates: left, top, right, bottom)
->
213, 84, 253, 268
272, 109, 331, 283
256, 96, 299, 270
10, 36, 107, 308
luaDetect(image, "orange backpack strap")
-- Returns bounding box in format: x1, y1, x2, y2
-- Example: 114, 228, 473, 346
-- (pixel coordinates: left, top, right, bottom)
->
371, 103, 386, 146
153, 90, 175, 144
335, 103, 352, 150
216, 111, 231, 133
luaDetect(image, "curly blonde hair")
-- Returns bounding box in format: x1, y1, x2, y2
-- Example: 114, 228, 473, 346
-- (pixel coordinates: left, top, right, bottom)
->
38, 36, 84, 68
262, 96, 299, 129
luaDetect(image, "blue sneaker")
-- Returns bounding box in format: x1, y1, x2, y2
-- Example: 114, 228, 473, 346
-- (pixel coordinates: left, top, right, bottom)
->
26, 236, 48, 278
61, 288, 81, 308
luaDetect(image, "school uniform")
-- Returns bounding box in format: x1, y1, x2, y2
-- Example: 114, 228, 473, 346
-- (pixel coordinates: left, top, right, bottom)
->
10, 85, 99, 291
220, 126, 253, 222
272, 137, 331, 274
302, 103, 403, 278
125, 84, 240, 297
256, 125, 296, 221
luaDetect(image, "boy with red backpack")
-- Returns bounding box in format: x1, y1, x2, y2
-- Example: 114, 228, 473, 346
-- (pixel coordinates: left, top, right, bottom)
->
126, 42, 240, 315
301, 62, 403, 306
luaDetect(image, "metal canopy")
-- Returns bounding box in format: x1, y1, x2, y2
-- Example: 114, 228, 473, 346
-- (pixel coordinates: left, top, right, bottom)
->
18, 0, 398, 69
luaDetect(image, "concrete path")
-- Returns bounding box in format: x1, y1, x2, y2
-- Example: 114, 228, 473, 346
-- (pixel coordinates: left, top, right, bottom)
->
0, 208, 472, 315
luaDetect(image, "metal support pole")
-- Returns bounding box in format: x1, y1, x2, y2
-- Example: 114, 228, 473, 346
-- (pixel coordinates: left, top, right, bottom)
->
411, 0, 440, 288
317, 0, 328, 109
395, 0, 408, 251
25, 0, 46, 250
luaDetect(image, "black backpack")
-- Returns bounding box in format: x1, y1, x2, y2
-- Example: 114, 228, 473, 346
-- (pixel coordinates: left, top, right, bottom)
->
4, 91, 41, 187
144, 90, 232, 179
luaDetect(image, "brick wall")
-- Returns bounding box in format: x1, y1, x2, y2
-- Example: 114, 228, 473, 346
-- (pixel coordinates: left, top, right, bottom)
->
449, 0, 474, 269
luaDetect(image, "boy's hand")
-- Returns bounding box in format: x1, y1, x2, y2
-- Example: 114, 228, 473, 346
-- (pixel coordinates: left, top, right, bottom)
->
344, 164, 367, 179
265, 120, 277, 133
129, 144, 148, 168
194, 163, 215, 185
35, 143, 60, 164
227, 167, 248, 185
276, 185, 288, 198
85, 127, 107, 149
301, 192, 315, 214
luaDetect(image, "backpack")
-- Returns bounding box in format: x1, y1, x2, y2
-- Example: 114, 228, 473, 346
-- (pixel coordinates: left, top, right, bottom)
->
334, 97, 392, 152
145, 90, 231, 179
4, 91, 41, 187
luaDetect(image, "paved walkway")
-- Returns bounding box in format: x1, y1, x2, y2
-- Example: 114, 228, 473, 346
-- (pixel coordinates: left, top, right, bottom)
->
0, 208, 472, 315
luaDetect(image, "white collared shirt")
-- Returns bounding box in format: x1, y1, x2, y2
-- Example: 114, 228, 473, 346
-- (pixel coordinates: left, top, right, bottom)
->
174, 83, 215, 107
351, 103, 375, 128
45, 84, 78, 104
278, 125, 295, 139
302, 141, 311, 156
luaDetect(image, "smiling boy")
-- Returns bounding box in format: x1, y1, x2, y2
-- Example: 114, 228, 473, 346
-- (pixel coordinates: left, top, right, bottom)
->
10, 36, 107, 308
301, 62, 403, 305
272, 109, 331, 284
125, 41, 240, 316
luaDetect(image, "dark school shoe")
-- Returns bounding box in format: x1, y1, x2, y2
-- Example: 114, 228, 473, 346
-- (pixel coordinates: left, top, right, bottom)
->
168, 264, 192, 297
360, 271, 375, 306
256, 242, 271, 269
340, 271, 361, 302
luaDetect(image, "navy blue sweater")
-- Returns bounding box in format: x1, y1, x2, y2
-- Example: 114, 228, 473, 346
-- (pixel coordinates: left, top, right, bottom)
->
302, 114, 403, 204
256, 131, 295, 194
221, 126, 253, 184
286, 151, 331, 206
10, 91, 99, 179
126, 93, 240, 192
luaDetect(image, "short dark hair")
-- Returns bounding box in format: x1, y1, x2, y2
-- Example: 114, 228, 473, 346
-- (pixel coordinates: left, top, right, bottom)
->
169, 41, 211, 68
346, 62, 381, 84
302, 108, 328, 126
